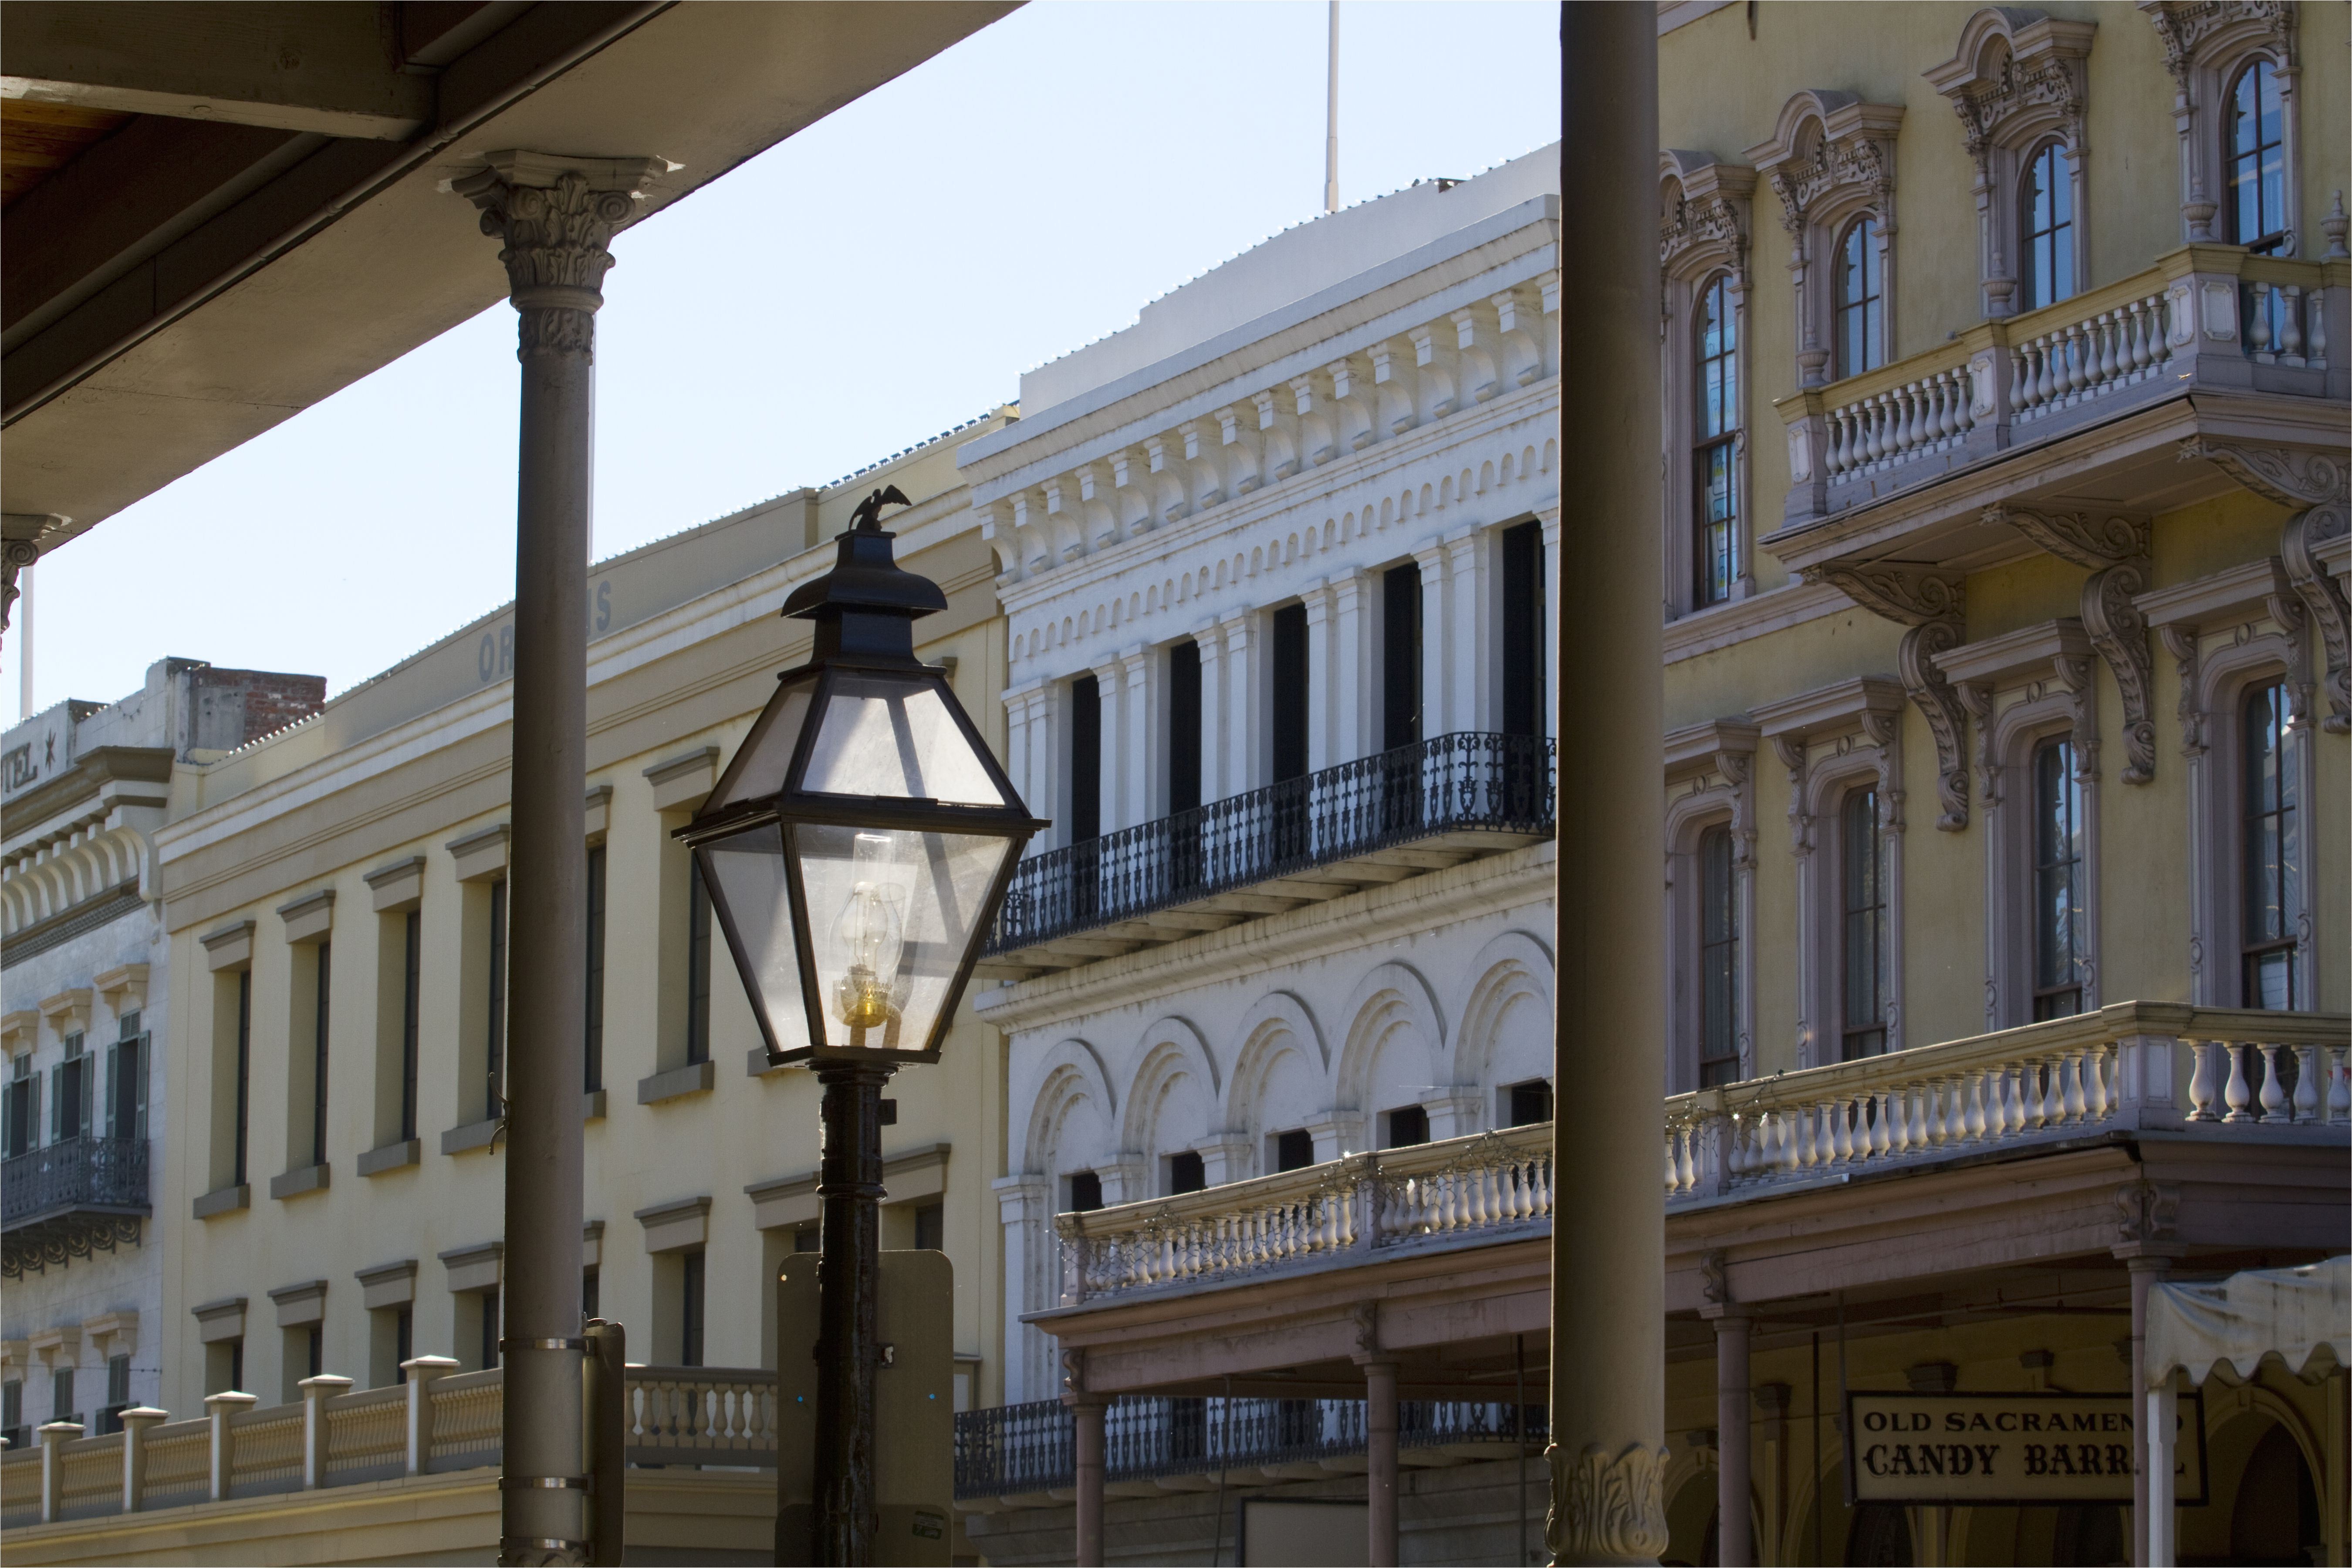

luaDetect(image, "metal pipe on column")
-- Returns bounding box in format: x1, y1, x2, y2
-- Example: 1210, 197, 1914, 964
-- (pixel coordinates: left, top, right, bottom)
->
1712, 1315, 1754, 1566
1364, 1358, 1401, 1567
1070, 1392, 1108, 1567
456, 152, 664, 1568
2122, 1250, 2182, 1567
1548, 5, 1668, 1564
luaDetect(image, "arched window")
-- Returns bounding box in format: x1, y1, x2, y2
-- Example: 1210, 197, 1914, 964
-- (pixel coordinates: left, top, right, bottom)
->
1833, 216, 1883, 379
1692, 273, 1740, 607
2227, 58, 2287, 252
2240, 679, 2298, 1008
2020, 141, 2075, 310
1839, 786, 1887, 1060
2031, 736, 2086, 1021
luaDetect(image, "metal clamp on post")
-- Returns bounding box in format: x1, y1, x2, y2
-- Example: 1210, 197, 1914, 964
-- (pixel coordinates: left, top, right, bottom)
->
500, 1337, 589, 1353
500, 1475, 593, 1492
500, 1536, 591, 1555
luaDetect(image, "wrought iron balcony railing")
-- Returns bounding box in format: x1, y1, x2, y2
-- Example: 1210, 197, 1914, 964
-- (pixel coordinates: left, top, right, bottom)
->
2, 1135, 149, 1279
986, 730, 1554, 960
953, 1394, 1544, 1500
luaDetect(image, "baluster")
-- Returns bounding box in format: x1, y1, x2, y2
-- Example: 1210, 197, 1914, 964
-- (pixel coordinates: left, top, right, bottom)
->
2085, 1048, 2112, 1122
2067, 324, 2092, 399
2186, 1041, 2220, 1120
2010, 345, 2031, 414
1938, 371, 1962, 440
2222, 1044, 2257, 1122
2279, 285, 2305, 360
1922, 377, 1944, 446
1676, 1127, 1698, 1194
1826, 1100, 1850, 1163
2122, 301, 2149, 377
2064, 1051, 2092, 1122
1898, 384, 1923, 456
2022, 1060, 2048, 1128
2028, 336, 2054, 409
2329, 1047, 2350, 1124
2249, 283, 2273, 355
2307, 292, 2328, 368
1957, 1071, 1984, 1142
1820, 1102, 1845, 1165
1943, 1077, 1970, 1143
2292, 1046, 2320, 1123
1867, 1093, 1890, 1156
1842, 407, 1864, 473
1888, 1085, 1915, 1153
2097, 312, 2122, 386
2257, 1044, 2289, 1122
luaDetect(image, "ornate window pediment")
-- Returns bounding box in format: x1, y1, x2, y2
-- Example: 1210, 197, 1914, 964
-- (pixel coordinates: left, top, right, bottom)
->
1659, 152, 1757, 286
1926, 8, 2099, 317
1746, 91, 1906, 387
2139, 0, 2303, 249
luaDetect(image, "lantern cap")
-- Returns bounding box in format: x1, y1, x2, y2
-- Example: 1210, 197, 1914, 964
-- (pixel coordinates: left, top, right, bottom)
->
782, 487, 946, 662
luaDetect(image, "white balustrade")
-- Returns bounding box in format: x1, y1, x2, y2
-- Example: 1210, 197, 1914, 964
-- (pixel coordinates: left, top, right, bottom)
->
0, 1363, 782, 1530
1824, 367, 1977, 481
2009, 293, 2169, 424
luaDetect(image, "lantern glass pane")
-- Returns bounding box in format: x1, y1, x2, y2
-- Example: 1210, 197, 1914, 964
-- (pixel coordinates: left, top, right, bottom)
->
711, 677, 817, 809
801, 672, 1006, 806
698, 825, 812, 1058
790, 821, 1016, 1052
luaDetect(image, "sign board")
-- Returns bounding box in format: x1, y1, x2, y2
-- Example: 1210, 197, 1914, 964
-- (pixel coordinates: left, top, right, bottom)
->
1845, 1391, 2207, 1507
776, 1250, 956, 1566
1239, 1498, 1370, 1567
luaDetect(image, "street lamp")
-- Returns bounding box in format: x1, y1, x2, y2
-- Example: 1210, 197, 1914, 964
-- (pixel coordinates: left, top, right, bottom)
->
677, 488, 1040, 1565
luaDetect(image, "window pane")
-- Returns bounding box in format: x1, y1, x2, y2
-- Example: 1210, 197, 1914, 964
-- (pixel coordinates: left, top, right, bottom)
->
1840, 788, 1886, 1056
711, 676, 815, 808
1700, 824, 1738, 1084
791, 822, 1014, 1052
801, 673, 1005, 806
700, 825, 812, 1059
2032, 739, 2084, 1014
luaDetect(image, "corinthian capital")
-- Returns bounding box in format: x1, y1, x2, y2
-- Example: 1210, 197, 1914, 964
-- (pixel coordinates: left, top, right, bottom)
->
452, 152, 670, 358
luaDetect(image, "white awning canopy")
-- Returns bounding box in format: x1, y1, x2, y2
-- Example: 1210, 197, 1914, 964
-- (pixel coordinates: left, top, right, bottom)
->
2145, 1256, 2349, 1389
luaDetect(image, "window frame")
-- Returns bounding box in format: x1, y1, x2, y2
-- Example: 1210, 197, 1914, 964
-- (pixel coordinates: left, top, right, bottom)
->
2028, 734, 2089, 1021
1690, 272, 1744, 609
1659, 153, 1757, 615
1832, 215, 1887, 382
2237, 676, 2300, 1007
2224, 57, 2290, 254
1836, 784, 1891, 1061
2018, 139, 2078, 313
2146, 6, 2303, 254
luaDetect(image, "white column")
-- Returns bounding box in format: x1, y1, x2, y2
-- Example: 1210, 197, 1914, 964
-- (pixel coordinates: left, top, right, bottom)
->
2146, 1379, 2177, 1567
299, 1375, 351, 1489
1413, 539, 1451, 737
1119, 643, 1159, 827
1091, 657, 1123, 833
1332, 568, 1377, 760
993, 1176, 1051, 1403
1220, 609, 1263, 792
1196, 623, 1230, 803
1446, 524, 1487, 733
205, 1392, 255, 1500
1301, 578, 1337, 773
1004, 680, 1050, 849
1537, 507, 1562, 741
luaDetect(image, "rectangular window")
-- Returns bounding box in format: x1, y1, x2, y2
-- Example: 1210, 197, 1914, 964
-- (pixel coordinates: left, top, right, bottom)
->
307, 1325, 323, 1381
680, 1253, 705, 1368
229, 1340, 244, 1396
1500, 521, 1546, 736
792, 1225, 821, 1254
311, 941, 332, 1167
583, 1267, 601, 1323
52, 1367, 74, 1429
1167, 640, 1203, 813
480, 1289, 501, 1371
395, 1308, 412, 1373
485, 879, 508, 1119
1382, 564, 1422, 750
1068, 674, 1102, 844
401, 911, 421, 1142
1064, 1170, 1103, 1213
109, 1012, 146, 1142
4, 1055, 28, 1159
1382, 1105, 1429, 1148
685, 858, 711, 1066
2241, 680, 2298, 1009
2032, 738, 2086, 1021
1272, 1128, 1315, 1172
912, 1201, 946, 1251
234, 971, 252, 1186
1270, 603, 1310, 782
104, 1354, 129, 1433
56, 1034, 87, 1142
1506, 1079, 1554, 1128
3, 1377, 23, 1450
1699, 824, 1741, 1086
1166, 1150, 1207, 1196
585, 845, 607, 1093
1840, 787, 1888, 1060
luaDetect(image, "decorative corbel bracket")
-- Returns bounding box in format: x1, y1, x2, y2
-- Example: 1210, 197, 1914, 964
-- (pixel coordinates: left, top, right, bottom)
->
2081, 560, 2158, 784
1989, 503, 2150, 571
1810, 563, 1971, 829
2180, 439, 2352, 732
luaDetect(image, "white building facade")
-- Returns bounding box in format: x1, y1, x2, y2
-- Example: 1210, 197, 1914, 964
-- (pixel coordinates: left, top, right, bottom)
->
0, 660, 322, 1449
959, 149, 1564, 1402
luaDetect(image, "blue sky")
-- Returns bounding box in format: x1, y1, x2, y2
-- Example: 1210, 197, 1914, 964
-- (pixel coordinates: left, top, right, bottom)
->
23, 1, 1559, 718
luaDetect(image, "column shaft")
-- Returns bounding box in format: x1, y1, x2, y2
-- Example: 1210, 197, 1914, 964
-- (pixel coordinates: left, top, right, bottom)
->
815, 1062, 889, 1562
1197, 626, 1229, 804
2126, 1255, 2177, 1568
1072, 1395, 1108, 1567
1365, 1359, 1400, 1567
1549, 6, 1668, 1565
1714, 1316, 1754, 1566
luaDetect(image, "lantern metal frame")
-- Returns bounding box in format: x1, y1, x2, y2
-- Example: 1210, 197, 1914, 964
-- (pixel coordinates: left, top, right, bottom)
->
676, 501, 1043, 1068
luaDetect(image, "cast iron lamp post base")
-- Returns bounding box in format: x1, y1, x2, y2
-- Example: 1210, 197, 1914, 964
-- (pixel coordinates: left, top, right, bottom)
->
814, 1060, 893, 1565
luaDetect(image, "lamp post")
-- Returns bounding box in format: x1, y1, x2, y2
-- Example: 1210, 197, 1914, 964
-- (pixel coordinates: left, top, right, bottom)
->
679, 489, 1040, 1565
